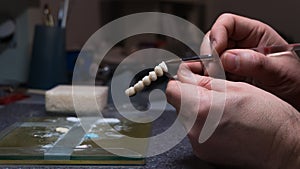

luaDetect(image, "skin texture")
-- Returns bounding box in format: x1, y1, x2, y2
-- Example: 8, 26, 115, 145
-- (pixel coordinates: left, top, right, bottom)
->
209, 13, 300, 111
166, 13, 300, 168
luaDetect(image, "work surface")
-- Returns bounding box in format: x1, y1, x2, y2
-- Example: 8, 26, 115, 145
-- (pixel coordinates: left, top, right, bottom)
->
0, 94, 215, 169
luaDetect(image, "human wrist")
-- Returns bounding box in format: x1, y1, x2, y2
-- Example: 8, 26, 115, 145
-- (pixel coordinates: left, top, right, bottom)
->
283, 116, 300, 169
274, 107, 300, 169
285, 142, 300, 169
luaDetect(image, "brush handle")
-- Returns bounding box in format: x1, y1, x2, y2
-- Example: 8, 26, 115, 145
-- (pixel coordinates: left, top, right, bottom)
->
252, 43, 300, 55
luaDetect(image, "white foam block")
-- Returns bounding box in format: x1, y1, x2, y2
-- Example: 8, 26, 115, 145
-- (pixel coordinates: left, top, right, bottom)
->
45, 85, 108, 114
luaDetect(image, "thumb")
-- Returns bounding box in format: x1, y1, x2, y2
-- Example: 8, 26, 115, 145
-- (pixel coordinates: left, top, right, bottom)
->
221, 49, 277, 82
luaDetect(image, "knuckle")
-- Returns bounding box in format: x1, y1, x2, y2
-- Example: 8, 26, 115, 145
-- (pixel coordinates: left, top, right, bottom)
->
165, 82, 177, 100
252, 53, 266, 70
197, 76, 212, 89
219, 13, 235, 19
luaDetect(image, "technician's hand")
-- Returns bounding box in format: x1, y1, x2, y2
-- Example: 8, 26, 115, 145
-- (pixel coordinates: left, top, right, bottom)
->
208, 13, 300, 110
166, 63, 300, 169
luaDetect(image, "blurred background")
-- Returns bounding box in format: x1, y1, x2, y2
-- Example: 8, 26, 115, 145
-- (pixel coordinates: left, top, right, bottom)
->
0, 0, 299, 90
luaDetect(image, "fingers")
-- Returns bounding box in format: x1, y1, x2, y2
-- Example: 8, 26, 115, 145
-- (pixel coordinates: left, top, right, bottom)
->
166, 80, 211, 114
166, 79, 227, 143
200, 32, 214, 56
184, 62, 204, 75
221, 49, 278, 83
209, 13, 282, 54
177, 63, 213, 89
210, 13, 263, 52
166, 80, 182, 110
176, 63, 227, 92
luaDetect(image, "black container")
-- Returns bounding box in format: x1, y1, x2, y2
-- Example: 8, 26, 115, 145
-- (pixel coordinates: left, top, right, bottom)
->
28, 25, 68, 90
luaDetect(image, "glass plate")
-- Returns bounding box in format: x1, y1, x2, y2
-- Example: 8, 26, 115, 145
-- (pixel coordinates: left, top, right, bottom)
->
0, 117, 151, 165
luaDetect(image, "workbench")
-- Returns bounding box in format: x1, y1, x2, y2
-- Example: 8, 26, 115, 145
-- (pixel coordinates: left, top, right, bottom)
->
0, 94, 215, 169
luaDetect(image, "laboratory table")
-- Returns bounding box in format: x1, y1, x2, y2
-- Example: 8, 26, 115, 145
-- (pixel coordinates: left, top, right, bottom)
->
0, 94, 215, 169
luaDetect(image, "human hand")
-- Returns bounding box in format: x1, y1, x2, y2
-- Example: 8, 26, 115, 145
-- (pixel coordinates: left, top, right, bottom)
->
166, 63, 300, 169
208, 13, 300, 110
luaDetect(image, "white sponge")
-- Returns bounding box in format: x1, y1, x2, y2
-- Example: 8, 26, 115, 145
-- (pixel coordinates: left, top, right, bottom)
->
45, 85, 108, 114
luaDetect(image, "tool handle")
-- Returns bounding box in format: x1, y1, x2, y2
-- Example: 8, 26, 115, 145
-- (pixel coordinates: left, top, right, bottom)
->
252, 43, 300, 55
181, 55, 201, 61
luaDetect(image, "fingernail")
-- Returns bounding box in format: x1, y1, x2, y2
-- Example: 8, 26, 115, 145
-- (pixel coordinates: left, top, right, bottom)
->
211, 39, 217, 49
224, 53, 239, 70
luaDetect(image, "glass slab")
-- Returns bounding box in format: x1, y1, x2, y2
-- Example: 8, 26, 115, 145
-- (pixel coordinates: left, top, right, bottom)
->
0, 117, 151, 165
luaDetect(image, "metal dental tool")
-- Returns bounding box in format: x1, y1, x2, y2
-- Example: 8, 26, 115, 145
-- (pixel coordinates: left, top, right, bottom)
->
252, 43, 300, 55
165, 54, 214, 64
165, 43, 300, 64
